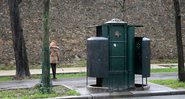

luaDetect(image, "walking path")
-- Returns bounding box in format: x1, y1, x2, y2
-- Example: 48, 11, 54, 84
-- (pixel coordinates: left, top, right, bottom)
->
0, 67, 86, 76
0, 64, 178, 77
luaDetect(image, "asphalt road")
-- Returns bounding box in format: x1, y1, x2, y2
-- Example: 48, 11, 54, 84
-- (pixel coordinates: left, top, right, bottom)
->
0, 72, 178, 90
113, 95, 185, 99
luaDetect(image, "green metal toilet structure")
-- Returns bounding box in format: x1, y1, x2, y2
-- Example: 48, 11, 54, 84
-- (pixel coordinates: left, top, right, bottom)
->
87, 19, 151, 91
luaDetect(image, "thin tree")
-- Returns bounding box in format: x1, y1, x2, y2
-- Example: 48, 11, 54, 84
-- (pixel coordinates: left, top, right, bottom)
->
40, 0, 52, 93
173, 0, 185, 81
8, 0, 30, 79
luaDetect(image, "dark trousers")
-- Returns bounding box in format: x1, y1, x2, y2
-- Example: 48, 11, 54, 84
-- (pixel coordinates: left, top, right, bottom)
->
51, 63, 56, 78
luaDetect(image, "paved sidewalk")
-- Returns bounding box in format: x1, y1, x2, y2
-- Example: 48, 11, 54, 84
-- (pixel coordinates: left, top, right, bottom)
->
0, 64, 178, 77
151, 63, 177, 69
0, 67, 86, 76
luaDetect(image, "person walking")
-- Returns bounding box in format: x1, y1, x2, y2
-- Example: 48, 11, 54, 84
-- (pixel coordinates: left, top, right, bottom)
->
49, 40, 60, 80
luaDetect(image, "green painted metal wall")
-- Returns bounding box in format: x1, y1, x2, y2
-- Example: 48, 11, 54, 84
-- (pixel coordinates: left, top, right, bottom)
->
97, 22, 135, 90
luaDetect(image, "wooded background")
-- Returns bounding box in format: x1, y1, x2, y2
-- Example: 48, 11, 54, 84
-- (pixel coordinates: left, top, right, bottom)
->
0, 0, 185, 65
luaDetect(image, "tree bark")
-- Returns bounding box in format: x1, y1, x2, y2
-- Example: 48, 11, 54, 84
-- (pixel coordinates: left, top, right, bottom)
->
173, 0, 185, 81
40, 0, 51, 93
8, 0, 30, 79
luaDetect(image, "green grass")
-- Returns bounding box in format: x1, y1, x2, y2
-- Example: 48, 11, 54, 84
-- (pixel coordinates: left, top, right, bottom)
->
64, 90, 80, 96
0, 76, 13, 82
150, 79, 185, 89
0, 73, 86, 82
0, 85, 80, 99
31, 73, 86, 79
56, 73, 86, 78
151, 68, 177, 73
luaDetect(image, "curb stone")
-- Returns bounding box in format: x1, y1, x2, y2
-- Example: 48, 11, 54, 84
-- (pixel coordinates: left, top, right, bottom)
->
48, 95, 92, 99
131, 90, 185, 97
47, 90, 185, 99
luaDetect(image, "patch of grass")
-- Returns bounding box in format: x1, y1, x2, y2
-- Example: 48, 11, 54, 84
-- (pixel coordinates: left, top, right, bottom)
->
0, 73, 86, 82
151, 68, 177, 73
31, 73, 86, 79
0, 85, 80, 99
150, 79, 185, 89
64, 90, 80, 96
57, 73, 86, 78
0, 76, 12, 82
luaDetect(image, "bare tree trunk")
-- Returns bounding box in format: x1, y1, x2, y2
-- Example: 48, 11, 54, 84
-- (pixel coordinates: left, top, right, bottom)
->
173, 0, 185, 82
8, 0, 30, 79
40, 0, 51, 93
